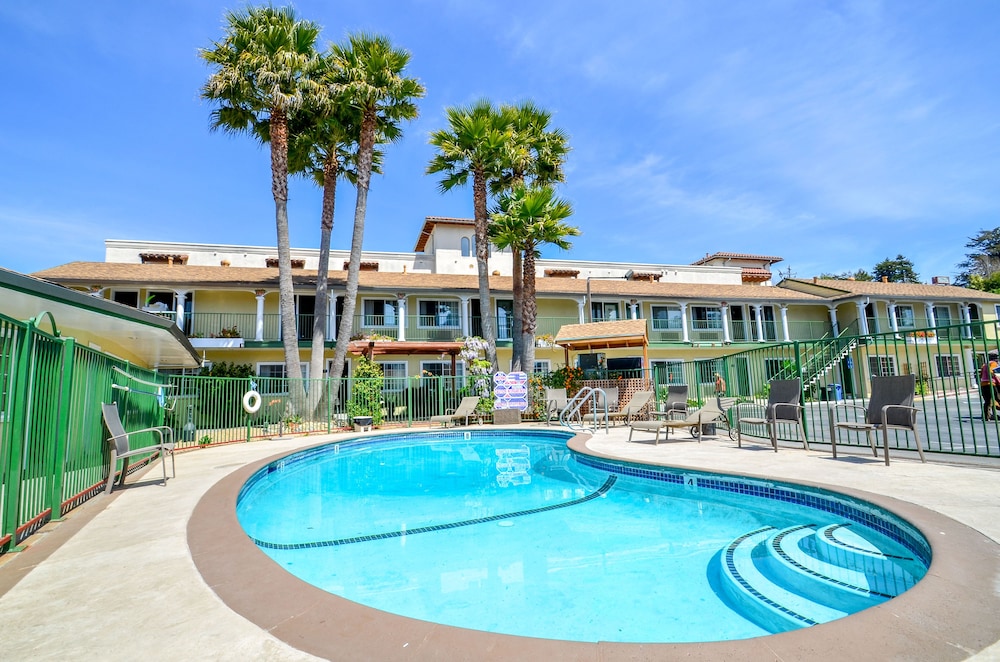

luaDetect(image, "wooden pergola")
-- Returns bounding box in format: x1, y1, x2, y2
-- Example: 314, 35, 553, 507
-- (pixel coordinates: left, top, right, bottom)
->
553, 319, 649, 369
347, 340, 464, 375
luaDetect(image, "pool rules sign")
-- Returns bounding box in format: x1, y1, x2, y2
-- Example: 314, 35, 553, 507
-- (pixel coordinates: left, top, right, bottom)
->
493, 372, 529, 411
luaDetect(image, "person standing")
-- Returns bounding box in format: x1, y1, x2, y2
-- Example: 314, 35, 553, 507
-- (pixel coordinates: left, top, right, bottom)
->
980, 351, 1000, 421
714, 372, 727, 397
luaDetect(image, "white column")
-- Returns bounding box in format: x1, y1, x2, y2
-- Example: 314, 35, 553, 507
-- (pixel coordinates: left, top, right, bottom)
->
754, 304, 765, 342
924, 302, 936, 329
459, 296, 470, 337
173, 289, 189, 332
828, 306, 839, 336
780, 304, 790, 342
254, 290, 266, 341
856, 300, 870, 335
396, 293, 406, 341
961, 304, 972, 338
720, 303, 731, 343
327, 292, 336, 337
576, 298, 586, 324
888, 301, 899, 333
680, 303, 690, 343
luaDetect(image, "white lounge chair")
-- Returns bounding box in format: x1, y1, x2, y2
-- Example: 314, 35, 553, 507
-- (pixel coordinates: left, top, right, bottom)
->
608, 390, 654, 426
629, 397, 737, 444
430, 396, 480, 427
102, 402, 175, 494
544, 388, 569, 425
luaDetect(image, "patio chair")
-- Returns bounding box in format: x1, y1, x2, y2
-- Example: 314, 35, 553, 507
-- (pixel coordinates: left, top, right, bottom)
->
430, 396, 480, 427
735, 379, 807, 452
629, 397, 737, 444
583, 387, 619, 426
608, 390, 655, 426
828, 375, 925, 466
101, 402, 175, 495
544, 388, 569, 425
659, 385, 688, 420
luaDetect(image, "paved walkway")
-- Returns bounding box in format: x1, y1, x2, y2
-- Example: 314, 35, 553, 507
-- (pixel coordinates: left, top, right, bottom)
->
0, 426, 999, 661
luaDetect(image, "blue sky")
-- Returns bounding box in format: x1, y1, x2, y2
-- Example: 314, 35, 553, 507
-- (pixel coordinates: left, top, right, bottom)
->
2, 1, 998, 282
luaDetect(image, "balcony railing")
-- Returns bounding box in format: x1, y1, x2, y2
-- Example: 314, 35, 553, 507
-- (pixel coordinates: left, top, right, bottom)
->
176, 312, 852, 345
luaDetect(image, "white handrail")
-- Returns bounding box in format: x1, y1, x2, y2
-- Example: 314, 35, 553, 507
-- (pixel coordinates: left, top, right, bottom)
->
559, 387, 610, 433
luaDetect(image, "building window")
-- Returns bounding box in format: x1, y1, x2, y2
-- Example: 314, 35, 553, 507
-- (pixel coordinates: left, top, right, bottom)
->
461, 236, 472, 257
497, 300, 514, 340
696, 358, 723, 384
378, 361, 407, 392
894, 305, 915, 329
691, 306, 723, 330
112, 290, 139, 308
934, 355, 959, 378
363, 299, 398, 327
929, 306, 949, 329
650, 306, 682, 330
418, 300, 460, 327
651, 359, 684, 384
256, 362, 310, 394
764, 358, 787, 381
591, 301, 619, 321
868, 356, 897, 377
420, 361, 465, 384
533, 360, 551, 374
144, 290, 175, 312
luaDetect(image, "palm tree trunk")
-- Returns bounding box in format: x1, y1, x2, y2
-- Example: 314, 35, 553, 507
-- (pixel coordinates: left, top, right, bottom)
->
270, 109, 306, 410
521, 245, 538, 374
329, 111, 377, 399
308, 153, 338, 415
472, 168, 498, 372
510, 248, 524, 371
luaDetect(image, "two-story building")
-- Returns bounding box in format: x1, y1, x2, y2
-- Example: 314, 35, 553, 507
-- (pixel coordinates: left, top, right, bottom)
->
32, 217, 1000, 392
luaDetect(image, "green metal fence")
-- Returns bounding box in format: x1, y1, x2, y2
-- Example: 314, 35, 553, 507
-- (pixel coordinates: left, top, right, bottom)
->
0, 311, 168, 553
162, 374, 481, 448
672, 320, 1000, 457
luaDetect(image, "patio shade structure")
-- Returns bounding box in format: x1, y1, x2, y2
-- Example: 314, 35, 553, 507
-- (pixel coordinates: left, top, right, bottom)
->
348, 340, 463, 376
553, 319, 649, 370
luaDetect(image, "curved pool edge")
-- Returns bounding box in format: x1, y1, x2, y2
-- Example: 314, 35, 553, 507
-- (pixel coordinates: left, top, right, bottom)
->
188, 429, 1000, 661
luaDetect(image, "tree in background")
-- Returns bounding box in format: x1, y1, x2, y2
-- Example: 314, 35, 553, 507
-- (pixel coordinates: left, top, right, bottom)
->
201, 6, 322, 405
957, 228, 1000, 290
492, 102, 569, 371
490, 185, 579, 372
872, 255, 920, 283
818, 269, 873, 281
327, 33, 424, 395
427, 100, 512, 372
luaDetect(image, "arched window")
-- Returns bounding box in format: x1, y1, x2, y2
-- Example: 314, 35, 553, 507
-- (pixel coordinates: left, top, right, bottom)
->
460, 236, 471, 257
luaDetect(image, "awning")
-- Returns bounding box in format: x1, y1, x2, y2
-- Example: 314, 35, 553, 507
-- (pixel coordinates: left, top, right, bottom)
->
554, 319, 649, 367
1, 267, 201, 369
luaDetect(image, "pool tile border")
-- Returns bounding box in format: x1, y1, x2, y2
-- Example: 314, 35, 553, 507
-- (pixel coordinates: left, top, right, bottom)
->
187, 429, 1000, 662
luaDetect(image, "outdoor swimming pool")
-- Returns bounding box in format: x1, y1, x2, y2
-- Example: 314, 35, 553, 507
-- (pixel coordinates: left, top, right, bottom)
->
236, 430, 929, 644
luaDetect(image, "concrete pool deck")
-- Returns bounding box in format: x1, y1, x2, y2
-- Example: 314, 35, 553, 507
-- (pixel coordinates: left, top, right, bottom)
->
1, 426, 999, 661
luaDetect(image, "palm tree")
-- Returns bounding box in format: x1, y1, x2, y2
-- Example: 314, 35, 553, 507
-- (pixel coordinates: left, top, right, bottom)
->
491, 185, 578, 371
201, 5, 321, 398
491, 102, 570, 371
325, 33, 424, 392
427, 100, 514, 372
286, 60, 363, 410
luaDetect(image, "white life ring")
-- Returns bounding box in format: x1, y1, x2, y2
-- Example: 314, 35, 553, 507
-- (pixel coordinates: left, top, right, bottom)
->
242, 390, 262, 414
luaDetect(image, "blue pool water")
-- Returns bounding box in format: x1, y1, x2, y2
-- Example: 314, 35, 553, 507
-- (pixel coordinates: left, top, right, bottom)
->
237, 430, 929, 643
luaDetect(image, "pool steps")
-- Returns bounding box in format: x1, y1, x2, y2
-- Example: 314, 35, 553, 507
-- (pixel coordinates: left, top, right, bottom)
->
720, 523, 920, 632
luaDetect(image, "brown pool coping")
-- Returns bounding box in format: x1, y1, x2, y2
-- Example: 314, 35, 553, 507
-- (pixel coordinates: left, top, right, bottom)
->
188, 431, 1000, 661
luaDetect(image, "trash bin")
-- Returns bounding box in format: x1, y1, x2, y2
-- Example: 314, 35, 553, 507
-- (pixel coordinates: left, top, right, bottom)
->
826, 383, 843, 401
